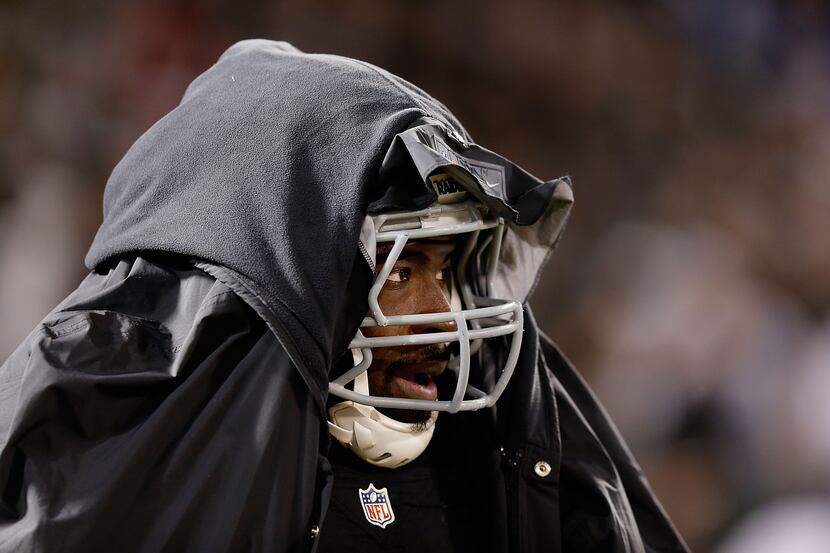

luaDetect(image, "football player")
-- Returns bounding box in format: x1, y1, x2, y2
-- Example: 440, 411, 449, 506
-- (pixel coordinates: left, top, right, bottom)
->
0, 40, 688, 553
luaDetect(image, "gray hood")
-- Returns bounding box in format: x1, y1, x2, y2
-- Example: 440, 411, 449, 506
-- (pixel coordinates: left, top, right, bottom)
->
85, 39, 572, 410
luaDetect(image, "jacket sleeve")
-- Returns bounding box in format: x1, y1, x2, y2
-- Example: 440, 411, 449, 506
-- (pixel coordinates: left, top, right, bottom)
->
0, 257, 322, 553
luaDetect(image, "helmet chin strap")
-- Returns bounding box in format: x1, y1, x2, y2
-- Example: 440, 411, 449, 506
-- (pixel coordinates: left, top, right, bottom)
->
327, 367, 438, 469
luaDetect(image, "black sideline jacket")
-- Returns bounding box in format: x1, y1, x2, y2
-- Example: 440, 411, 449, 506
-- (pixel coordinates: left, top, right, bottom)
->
0, 40, 688, 552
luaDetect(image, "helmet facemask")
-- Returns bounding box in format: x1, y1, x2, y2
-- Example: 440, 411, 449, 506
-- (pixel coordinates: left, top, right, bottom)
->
329, 199, 524, 416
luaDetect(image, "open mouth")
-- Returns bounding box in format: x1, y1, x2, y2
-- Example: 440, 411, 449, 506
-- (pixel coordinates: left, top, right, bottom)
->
365, 345, 452, 422
390, 363, 444, 401
413, 373, 432, 386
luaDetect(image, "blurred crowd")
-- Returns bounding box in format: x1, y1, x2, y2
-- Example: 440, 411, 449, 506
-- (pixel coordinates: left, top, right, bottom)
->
2, 1, 829, 551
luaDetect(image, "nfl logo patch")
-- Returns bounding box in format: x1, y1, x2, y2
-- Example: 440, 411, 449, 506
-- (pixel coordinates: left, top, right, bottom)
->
358, 483, 396, 528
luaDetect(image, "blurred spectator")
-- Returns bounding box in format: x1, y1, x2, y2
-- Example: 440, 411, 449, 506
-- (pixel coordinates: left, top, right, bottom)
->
715, 497, 830, 553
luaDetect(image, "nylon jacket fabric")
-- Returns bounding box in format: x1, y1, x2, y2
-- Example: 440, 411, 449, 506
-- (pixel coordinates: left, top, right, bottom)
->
0, 257, 324, 552
0, 40, 689, 552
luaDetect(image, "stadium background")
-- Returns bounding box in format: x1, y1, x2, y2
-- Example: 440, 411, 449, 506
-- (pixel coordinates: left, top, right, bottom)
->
3, 1, 830, 551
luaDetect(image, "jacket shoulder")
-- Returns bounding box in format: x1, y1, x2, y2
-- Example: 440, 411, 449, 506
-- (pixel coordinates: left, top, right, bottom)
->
0, 256, 321, 551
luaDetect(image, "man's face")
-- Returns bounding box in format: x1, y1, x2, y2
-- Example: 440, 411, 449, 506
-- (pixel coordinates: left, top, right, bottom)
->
363, 239, 456, 423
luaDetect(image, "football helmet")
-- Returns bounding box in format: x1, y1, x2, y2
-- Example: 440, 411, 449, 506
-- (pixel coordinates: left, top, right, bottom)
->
328, 174, 524, 467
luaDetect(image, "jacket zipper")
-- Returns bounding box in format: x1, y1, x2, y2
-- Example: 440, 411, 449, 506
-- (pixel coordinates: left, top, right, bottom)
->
502, 446, 525, 553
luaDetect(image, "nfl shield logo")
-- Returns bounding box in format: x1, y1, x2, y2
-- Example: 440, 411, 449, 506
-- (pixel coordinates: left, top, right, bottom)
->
358, 484, 396, 528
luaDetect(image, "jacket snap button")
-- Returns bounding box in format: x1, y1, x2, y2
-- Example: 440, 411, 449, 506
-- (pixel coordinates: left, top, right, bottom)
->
310, 525, 320, 539
534, 460, 551, 477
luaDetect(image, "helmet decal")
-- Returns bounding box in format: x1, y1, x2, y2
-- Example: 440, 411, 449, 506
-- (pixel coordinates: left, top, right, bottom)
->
428, 172, 468, 204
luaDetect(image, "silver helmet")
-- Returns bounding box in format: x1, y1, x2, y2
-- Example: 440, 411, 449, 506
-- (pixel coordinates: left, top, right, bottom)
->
327, 173, 524, 467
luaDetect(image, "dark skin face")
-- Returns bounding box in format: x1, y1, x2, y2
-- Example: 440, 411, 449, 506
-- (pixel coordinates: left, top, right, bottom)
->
363, 240, 456, 423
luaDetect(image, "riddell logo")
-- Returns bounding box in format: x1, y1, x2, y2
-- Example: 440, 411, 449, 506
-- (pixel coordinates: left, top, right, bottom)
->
429, 173, 468, 204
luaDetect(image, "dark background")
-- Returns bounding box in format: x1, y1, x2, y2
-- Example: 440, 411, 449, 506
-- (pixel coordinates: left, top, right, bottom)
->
3, 1, 830, 551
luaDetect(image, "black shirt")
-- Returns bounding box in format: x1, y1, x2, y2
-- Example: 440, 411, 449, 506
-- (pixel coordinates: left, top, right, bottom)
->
317, 413, 508, 553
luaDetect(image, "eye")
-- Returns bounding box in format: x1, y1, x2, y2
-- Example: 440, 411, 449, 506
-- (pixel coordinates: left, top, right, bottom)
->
436, 267, 452, 281
386, 267, 411, 283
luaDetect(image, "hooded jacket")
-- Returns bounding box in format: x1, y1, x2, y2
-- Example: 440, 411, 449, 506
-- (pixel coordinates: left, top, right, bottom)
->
0, 40, 688, 552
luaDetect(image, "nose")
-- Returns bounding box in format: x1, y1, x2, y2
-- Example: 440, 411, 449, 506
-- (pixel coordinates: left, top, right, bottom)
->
410, 277, 457, 335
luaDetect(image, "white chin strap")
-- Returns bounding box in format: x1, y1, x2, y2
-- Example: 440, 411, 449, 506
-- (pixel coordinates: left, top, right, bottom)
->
327, 370, 438, 469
